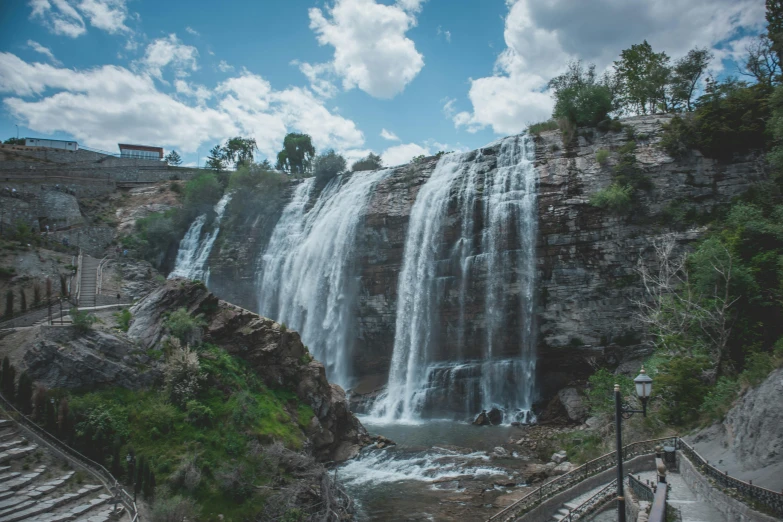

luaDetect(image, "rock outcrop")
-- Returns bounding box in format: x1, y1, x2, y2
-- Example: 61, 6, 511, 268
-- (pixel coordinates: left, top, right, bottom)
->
205, 115, 767, 403
21, 328, 160, 390
128, 279, 369, 462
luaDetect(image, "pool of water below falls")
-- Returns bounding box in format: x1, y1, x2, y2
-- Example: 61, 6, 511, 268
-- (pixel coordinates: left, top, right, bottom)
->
337, 418, 535, 521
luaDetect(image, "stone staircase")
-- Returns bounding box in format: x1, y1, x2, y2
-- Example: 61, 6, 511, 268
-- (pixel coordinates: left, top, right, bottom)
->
0, 418, 125, 522
549, 483, 608, 522
78, 256, 100, 308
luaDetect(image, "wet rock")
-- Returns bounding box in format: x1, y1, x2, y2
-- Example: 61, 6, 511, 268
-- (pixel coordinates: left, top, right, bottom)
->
488, 408, 503, 425
473, 410, 490, 426
525, 463, 550, 483
558, 387, 587, 423
493, 447, 508, 457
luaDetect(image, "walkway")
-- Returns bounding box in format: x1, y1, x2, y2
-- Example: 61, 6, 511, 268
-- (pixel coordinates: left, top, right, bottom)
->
0, 417, 124, 522
78, 255, 99, 308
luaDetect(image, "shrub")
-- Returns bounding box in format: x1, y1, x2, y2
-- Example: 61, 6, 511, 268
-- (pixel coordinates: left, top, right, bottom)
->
70, 308, 97, 333
558, 118, 577, 145
589, 184, 633, 214
739, 352, 775, 387
164, 308, 204, 345
527, 120, 559, 135
313, 149, 347, 183
164, 342, 204, 406
4, 290, 13, 318
660, 115, 696, 158
549, 61, 614, 127
0, 266, 15, 279
151, 487, 199, 522
115, 309, 132, 332
595, 149, 610, 165
586, 368, 634, 415
185, 400, 213, 427
656, 356, 711, 426
351, 152, 383, 172
411, 154, 427, 164
701, 377, 739, 421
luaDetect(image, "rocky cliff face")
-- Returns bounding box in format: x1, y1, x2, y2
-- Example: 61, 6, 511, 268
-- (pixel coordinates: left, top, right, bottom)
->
207, 115, 766, 402
128, 279, 369, 461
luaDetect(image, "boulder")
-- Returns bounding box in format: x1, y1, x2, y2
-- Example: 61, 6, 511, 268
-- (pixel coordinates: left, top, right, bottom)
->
551, 450, 568, 464
493, 447, 508, 457
585, 416, 602, 430
488, 407, 504, 425
473, 410, 490, 426
558, 387, 588, 423
553, 462, 575, 475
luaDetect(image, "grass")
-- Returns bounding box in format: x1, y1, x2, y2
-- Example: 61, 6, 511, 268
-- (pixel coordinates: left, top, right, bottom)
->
527, 120, 559, 135
51, 343, 316, 520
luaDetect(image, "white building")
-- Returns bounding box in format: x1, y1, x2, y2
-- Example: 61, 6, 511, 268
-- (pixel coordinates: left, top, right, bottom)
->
24, 138, 78, 151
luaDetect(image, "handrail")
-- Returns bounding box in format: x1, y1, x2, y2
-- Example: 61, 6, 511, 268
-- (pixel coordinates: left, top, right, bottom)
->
75, 248, 83, 305
628, 473, 655, 503
488, 436, 676, 522
678, 438, 783, 517
0, 392, 139, 521
558, 480, 617, 522
488, 435, 783, 521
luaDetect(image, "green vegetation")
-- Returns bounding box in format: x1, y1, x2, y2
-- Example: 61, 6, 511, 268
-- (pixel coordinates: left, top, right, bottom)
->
313, 149, 347, 184
70, 308, 97, 333
351, 152, 383, 172
276, 133, 315, 176
549, 61, 614, 127
595, 149, 610, 165
41, 343, 316, 520
115, 308, 132, 332
164, 308, 205, 345
0, 266, 15, 279
589, 183, 632, 213
527, 120, 559, 135
164, 150, 182, 166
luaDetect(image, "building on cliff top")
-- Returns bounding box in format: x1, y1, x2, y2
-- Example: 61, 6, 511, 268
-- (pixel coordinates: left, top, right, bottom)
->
118, 143, 164, 160
24, 137, 78, 151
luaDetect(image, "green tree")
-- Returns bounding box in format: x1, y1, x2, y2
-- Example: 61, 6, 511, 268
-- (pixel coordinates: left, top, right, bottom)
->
613, 40, 671, 114
205, 145, 225, 171
165, 150, 182, 166
670, 48, 712, 111
351, 152, 383, 172
741, 35, 781, 87
3, 138, 24, 145
16, 371, 33, 414
223, 137, 257, 167
32, 282, 41, 307
259, 158, 273, 170
313, 149, 346, 183
548, 61, 614, 126
767, 0, 783, 65
276, 133, 315, 175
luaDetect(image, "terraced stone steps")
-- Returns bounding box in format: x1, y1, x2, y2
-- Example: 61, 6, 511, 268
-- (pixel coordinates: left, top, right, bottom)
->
0, 484, 103, 522
0, 445, 38, 465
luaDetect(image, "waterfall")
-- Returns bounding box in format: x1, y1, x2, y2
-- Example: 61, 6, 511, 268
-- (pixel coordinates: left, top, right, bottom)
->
256, 170, 391, 389
169, 193, 232, 282
371, 135, 537, 423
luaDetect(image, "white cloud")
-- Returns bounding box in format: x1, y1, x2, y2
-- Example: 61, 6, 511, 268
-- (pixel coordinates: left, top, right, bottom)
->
0, 53, 366, 160
185, 26, 199, 36
77, 0, 130, 34
141, 34, 199, 80
28, 0, 131, 37
380, 128, 400, 141
382, 142, 430, 166
26, 40, 61, 65
455, 0, 766, 135
296, 61, 338, 99
441, 97, 457, 117
437, 25, 451, 42
308, 0, 425, 99
218, 60, 234, 72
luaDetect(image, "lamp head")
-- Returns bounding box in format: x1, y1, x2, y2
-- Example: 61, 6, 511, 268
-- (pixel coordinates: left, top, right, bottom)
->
634, 366, 653, 401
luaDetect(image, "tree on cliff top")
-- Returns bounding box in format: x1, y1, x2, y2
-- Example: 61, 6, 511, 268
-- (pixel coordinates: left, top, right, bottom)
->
351, 152, 383, 172
205, 145, 225, 171
276, 133, 315, 176
313, 149, 346, 184
549, 61, 614, 127
165, 150, 182, 166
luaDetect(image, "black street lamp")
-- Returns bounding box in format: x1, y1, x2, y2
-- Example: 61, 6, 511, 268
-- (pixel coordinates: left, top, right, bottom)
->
614, 366, 653, 522
126, 452, 136, 503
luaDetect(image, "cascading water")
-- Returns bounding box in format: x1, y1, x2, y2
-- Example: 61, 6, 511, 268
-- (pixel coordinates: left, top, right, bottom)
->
371, 135, 537, 423
256, 170, 391, 389
169, 193, 232, 283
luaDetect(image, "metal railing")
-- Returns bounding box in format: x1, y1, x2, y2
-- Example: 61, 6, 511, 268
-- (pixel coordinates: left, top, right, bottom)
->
488, 436, 676, 522
556, 480, 617, 522
0, 393, 139, 521
678, 438, 783, 517
628, 473, 655, 503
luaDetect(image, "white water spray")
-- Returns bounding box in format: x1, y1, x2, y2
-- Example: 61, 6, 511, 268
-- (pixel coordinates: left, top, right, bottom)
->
169, 193, 232, 282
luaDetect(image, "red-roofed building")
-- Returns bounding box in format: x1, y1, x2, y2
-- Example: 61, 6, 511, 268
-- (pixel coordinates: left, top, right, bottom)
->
118, 143, 164, 160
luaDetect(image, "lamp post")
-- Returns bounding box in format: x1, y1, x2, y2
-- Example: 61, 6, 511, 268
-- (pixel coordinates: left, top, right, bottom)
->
126, 453, 136, 503
614, 366, 653, 522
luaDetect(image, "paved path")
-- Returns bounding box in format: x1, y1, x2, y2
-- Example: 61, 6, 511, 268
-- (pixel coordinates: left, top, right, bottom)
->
626, 470, 727, 522
78, 256, 99, 308
0, 417, 125, 522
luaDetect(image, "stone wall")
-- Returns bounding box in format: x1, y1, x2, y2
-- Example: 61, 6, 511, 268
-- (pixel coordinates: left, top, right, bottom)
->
678, 454, 779, 522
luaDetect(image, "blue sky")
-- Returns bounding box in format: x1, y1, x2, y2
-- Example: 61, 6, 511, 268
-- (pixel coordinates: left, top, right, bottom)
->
0, 0, 768, 167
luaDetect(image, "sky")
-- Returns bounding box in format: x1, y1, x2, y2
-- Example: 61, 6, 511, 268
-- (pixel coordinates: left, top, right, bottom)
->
0, 0, 769, 168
